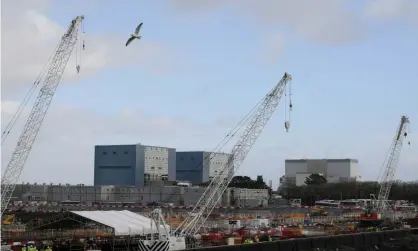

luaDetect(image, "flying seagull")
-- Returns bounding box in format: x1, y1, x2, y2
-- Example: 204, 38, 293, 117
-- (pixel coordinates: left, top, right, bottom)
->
126, 22, 143, 47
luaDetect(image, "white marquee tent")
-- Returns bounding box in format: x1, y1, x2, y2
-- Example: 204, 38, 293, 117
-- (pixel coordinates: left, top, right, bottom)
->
70, 210, 170, 236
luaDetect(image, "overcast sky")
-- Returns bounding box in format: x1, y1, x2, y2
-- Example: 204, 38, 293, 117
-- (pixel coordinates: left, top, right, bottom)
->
1, 0, 417, 188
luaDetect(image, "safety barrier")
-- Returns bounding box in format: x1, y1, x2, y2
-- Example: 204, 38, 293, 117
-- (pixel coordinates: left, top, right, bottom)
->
183, 228, 418, 251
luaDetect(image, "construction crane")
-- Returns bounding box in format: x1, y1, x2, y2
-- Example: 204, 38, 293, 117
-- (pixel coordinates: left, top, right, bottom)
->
360, 116, 410, 226
376, 115, 410, 211
143, 72, 293, 251
176, 73, 292, 237
1, 16, 85, 216
160, 73, 293, 207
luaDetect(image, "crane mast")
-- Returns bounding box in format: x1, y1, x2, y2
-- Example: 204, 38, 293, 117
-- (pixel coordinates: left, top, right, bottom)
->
176, 73, 292, 237
1, 16, 84, 216
375, 115, 409, 212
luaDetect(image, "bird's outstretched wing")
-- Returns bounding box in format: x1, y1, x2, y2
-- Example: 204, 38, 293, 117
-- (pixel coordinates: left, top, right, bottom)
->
134, 22, 143, 35
126, 36, 135, 47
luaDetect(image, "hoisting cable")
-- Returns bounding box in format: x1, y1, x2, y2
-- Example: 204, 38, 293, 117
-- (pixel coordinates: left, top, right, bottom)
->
79, 28, 82, 68
162, 96, 266, 203
284, 86, 288, 121
289, 80, 293, 111
1, 43, 60, 144
75, 21, 84, 74
75, 36, 80, 74
82, 21, 86, 50
75, 38, 78, 67
288, 80, 292, 123
284, 81, 291, 132
181, 96, 264, 175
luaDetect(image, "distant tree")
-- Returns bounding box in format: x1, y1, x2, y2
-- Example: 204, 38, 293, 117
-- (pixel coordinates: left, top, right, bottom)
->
305, 173, 327, 185
229, 175, 271, 191
229, 176, 255, 188
281, 180, 418, 206
200, 175, 272, 196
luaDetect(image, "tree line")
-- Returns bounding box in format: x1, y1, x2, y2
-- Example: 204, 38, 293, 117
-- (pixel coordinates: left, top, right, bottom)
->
200, 175, 272, 192
200, 174, 418, 206
280, 179, 418, 206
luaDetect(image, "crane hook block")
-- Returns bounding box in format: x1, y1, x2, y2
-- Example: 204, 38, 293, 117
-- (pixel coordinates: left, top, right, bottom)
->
404, 132, 407, 137
285, 121, 290, 132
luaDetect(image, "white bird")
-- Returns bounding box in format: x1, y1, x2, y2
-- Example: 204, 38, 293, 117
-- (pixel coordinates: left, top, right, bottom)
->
126, 22, 143, 47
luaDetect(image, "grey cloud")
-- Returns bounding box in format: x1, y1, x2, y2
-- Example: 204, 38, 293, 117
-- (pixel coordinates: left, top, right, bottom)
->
363, 0, 418, 26
169, 0, 366, 45
1, 1, 180, 97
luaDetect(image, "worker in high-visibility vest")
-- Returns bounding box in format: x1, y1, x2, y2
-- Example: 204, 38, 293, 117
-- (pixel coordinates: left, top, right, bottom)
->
22, 246, 27, 251
254, 236, 259, 243
268, 236, 272, 242
244, 238, 253, 244
45, 246, 52, 251
29, 245, 38, 251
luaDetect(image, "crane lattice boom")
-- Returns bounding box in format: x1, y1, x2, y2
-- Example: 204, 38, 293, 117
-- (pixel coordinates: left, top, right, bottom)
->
1, 16, 84, 216
376, 115, 409, 212
176, 73, 292, 236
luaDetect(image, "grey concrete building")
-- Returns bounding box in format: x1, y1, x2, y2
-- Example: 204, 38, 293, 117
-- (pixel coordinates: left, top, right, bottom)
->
229, 188, 269, 208
94, 144, 176, 187
8, 182, 270, 208
11, 182, 50, 201
47, 184, 101, 202
283, 158, 361, 186
176, 151, 230, 185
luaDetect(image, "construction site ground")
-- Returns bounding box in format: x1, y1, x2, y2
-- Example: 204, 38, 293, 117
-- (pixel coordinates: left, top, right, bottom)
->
178, 229, 418, 251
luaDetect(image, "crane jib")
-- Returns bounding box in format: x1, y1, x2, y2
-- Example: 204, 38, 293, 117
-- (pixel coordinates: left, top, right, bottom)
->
175, 72, 292, 236
0, 16, 84, 216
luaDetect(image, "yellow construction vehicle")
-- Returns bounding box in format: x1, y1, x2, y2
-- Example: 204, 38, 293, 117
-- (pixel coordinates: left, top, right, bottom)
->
2, 214, 15, 225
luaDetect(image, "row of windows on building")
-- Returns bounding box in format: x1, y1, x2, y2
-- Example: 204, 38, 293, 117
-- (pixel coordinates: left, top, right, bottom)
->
108, 195, 145, 200
145, 147, 168, 152
101, 151, 129, 155
37, 187, 176, 195
145, 156, 168, 160
99, 152, 170, 163
178, 156, 225, 165
62, 195, 146, 201
146, 166, 167, 171
144, 174, 168, 181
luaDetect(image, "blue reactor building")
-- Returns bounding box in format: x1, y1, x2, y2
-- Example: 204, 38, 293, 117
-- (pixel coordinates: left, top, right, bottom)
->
94, 144, 176, 187
176, 151, 230, 185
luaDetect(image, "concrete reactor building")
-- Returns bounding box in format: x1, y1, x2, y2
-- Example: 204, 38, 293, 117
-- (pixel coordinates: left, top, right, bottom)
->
94, 144, 176, 187
176, 151, 230, 185
282, 158, 361, 186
